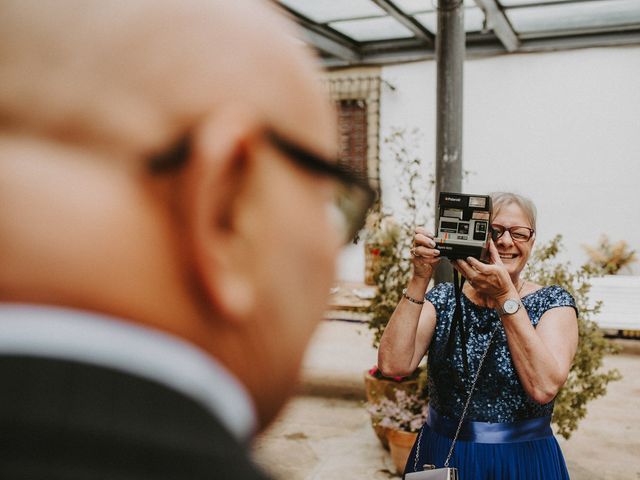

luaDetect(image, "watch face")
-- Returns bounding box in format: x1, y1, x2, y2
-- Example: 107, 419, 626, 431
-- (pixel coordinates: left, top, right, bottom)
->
504, 299, 520, 314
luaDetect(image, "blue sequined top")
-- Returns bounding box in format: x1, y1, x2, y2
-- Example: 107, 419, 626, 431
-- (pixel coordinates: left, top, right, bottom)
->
425, 283, 577, 423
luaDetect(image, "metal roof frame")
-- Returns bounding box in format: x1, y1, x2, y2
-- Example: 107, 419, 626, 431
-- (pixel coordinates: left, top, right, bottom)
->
275, 0, 640, 66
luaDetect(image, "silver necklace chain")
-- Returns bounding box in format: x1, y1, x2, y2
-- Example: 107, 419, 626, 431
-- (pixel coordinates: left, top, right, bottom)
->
413, 323, 501, 472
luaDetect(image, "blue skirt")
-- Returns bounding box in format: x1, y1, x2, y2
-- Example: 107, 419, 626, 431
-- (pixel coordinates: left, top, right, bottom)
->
404, 409, 570, 479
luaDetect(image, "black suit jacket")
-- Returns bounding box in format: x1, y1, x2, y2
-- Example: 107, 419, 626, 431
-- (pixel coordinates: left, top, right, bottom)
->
0, 355, 272, 480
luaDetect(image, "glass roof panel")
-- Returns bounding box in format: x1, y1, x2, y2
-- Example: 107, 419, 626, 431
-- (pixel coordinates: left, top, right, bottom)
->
415, 5, 486, 33
500, 0, 573, 6
395, 0, 477, 14
394, 0, 434, 14
278, 0, 385, 23
506, 0, 640, 34
278, 0, 640, 63
329, 16, 415, 41
464, 6, 486, 32
413, 12, 436, 33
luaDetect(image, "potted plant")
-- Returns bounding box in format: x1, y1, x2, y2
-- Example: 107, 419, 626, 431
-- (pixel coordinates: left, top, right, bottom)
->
364, 364, 427, 449
367, 388, 428, 474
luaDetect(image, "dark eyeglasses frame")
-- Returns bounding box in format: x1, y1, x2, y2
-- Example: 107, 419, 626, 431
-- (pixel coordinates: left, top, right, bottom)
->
490, 224, 535, 242
266, 129, 377, 242
265, 130, 374, 198
147, 128, 377, 242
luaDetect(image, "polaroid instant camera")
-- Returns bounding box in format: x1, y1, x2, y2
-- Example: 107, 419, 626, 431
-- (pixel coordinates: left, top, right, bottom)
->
434, 192, 492, 261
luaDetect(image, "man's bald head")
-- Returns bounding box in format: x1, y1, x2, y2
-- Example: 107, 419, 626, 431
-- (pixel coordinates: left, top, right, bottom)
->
0, 0, 334, 158
0, 0, 341, 431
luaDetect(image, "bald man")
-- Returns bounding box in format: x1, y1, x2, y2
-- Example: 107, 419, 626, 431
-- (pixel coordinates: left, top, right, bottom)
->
0, 0, 374, 478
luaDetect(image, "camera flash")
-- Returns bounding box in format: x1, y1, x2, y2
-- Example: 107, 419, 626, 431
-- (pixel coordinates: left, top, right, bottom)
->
469, 197, 486, 208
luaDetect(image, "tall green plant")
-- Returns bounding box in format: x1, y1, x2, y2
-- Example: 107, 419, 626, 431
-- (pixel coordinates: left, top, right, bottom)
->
367, 128, 431, 349
524, 235, 621, 439
368, 224, 411, 349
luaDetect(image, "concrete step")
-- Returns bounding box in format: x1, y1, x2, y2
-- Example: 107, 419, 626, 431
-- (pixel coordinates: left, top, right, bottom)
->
299, 320, 377, 401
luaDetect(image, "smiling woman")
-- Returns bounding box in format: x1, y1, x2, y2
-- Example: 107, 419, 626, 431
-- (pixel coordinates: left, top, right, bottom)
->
377, 192, 579, 480
485, 193, 537, 287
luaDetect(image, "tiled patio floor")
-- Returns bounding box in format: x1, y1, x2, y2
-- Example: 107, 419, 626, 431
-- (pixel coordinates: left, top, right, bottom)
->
253, 320, 640, 480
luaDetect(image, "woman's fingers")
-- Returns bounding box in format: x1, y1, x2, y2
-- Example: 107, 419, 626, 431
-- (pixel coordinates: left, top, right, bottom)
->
487, 239, 503, 265
411, 229, 441, 273
412, 245, 440, 258
414, 234, 436, 249
454, 258, 476, 279
414, 227, 434, 239
466, 256, 491, 272
411, 229, 439, 261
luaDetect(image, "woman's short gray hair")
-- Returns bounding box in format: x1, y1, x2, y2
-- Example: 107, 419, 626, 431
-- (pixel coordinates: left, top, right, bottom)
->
490, 192, 537, 231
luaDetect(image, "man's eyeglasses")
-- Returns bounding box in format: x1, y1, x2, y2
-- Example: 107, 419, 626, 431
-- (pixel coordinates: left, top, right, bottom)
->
266, 130, 376, 245
146, 128, 377, 245
490, 224, 535, 243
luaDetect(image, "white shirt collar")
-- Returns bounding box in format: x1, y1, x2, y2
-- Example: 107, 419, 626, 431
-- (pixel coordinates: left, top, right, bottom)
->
0, 304, 257, 442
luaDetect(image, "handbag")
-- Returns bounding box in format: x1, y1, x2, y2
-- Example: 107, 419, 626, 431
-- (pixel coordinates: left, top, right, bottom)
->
405, 465, 458, 480
405, 322, 500, 480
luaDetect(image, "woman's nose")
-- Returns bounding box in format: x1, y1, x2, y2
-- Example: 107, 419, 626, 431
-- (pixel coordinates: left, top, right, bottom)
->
497, 230, 514, 247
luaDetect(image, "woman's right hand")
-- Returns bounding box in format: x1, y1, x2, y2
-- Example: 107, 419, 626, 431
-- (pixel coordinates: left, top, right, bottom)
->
410, 227, 441, 278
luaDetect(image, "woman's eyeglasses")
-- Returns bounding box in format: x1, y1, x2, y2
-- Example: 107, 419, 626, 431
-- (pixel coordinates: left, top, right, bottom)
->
490, 224, 535, 243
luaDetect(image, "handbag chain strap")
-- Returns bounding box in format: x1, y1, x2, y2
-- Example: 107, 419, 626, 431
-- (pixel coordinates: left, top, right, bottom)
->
414, 323, 501, 472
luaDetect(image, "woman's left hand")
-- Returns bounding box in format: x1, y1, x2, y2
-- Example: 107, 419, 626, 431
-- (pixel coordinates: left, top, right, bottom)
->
453, 240, 514, 306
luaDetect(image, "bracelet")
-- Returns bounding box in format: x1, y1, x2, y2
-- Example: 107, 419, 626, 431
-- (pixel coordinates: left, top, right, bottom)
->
402, 288, 425, 305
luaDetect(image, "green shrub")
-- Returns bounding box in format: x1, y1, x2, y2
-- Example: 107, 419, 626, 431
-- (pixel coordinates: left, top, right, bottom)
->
524, 234, 621, 439
365, 128, 618, 439
367, 128, 427, 349
368, 229, 621, 439
368, 220, 412, 349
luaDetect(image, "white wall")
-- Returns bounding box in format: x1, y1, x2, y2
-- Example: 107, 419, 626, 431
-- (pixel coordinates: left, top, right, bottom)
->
338, 46, 640, 282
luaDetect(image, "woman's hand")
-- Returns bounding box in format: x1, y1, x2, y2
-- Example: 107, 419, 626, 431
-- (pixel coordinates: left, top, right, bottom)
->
379, 227, 440, 376
410, 227, 441, 278
453, 240, 514, 306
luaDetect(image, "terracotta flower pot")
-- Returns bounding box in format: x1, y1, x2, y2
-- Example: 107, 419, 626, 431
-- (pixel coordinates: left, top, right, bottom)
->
386, 428, 417, 474
363, 372, 420, 450
363, 372, 420, 404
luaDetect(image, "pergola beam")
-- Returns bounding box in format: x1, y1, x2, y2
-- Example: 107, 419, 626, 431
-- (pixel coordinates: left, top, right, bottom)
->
521, 29, 640, 52
274, 2, 361, 63
319, 29, 640, 67
299, 24, 361, 63
474, 0, 520, 52
369, 0, 434, 47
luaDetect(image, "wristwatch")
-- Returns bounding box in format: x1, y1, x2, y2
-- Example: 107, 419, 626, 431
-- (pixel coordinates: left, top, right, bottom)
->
497, 298, 522, 316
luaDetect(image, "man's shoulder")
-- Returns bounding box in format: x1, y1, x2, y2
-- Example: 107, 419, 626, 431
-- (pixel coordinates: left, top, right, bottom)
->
0, 354, 272, 479
0, 304, 257, 439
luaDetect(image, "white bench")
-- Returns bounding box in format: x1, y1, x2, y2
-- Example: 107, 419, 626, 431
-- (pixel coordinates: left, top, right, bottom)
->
588, 275, 640, 331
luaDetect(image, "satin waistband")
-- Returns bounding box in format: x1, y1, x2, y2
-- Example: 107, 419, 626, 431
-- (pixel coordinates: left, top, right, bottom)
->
427, 406, 553, 444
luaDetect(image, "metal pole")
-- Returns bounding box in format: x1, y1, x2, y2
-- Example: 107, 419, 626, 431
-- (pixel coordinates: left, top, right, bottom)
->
434, 0, 465, 285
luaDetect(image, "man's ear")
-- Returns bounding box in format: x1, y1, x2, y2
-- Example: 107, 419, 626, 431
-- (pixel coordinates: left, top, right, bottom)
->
179, 107, 261, 323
